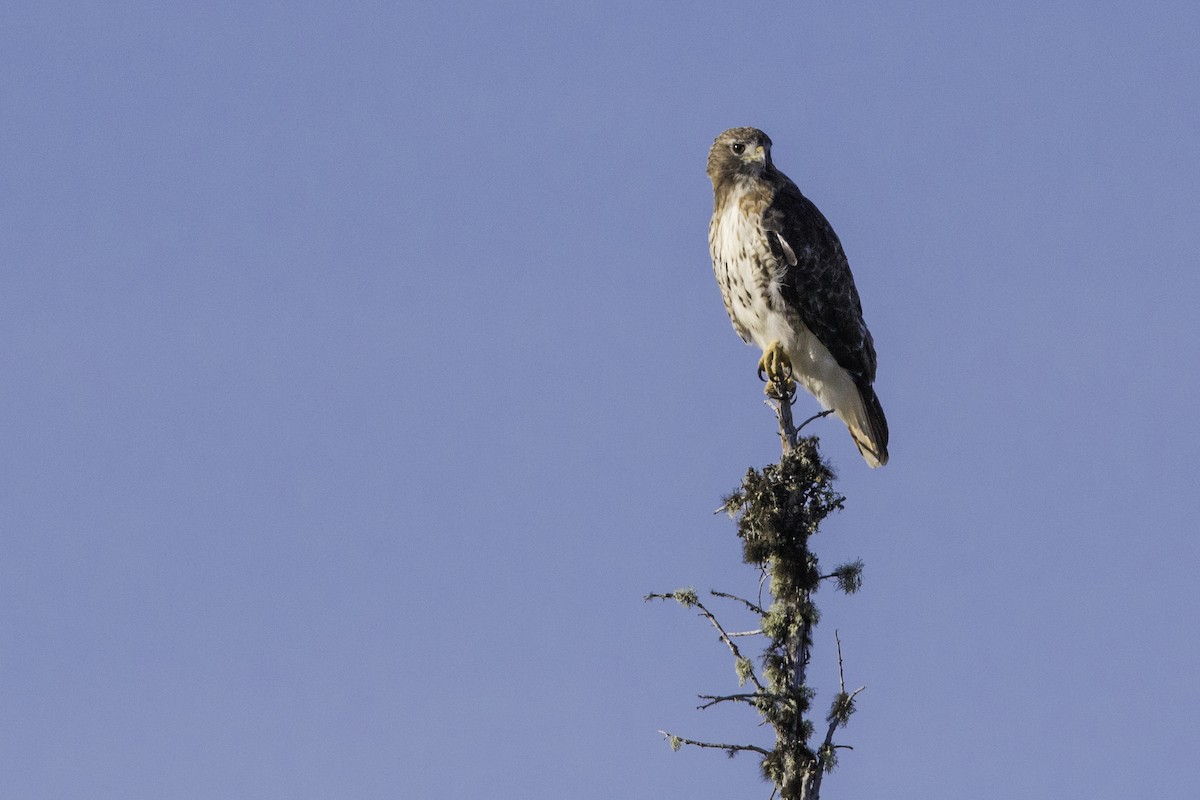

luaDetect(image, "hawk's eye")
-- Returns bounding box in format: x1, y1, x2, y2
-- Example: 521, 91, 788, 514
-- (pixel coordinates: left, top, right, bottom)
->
730, 142, 746, 155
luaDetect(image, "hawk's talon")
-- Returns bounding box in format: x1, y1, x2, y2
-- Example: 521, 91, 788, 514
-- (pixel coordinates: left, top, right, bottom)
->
756, 341, 794, 386
756, 363, 793, 384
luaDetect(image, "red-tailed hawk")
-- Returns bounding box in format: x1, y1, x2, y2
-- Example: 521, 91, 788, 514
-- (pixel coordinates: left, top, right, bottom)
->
707, 127, 889, 467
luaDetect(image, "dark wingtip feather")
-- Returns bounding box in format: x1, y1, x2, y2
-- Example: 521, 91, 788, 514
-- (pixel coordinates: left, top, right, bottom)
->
856, 383, 889, 467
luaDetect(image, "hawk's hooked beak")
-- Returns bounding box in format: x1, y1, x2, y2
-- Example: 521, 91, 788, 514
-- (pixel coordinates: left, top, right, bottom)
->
733, 142, 768, 173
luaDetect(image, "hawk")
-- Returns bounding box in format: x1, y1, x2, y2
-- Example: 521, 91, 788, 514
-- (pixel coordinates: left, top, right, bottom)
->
707, 127, 889, 467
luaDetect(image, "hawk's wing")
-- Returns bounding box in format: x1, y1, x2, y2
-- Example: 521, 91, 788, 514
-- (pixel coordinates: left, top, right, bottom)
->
762, 177, 878, 385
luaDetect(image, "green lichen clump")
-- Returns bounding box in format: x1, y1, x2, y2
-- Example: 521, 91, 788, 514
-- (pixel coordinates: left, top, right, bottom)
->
721, 437, 844, 591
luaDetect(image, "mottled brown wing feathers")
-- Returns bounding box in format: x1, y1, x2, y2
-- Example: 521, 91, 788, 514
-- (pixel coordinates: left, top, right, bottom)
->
762, 174, 878, 385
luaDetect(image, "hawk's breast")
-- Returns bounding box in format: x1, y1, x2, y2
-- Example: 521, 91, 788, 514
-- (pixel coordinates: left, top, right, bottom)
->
709, 182, 796, 350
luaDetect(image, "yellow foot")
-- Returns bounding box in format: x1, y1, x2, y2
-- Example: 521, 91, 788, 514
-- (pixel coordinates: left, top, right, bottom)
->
756, 341, 793, 384
757, 341, 796, 401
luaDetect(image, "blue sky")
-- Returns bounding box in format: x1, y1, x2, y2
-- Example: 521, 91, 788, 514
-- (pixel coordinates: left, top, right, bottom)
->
2, 2, 1198, 798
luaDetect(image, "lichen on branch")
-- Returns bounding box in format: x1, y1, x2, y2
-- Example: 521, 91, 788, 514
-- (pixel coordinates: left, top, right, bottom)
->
651, 435, 865, 800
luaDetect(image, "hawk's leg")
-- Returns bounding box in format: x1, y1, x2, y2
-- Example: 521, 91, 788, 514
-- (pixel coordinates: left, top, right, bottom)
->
757, 341, 796, 401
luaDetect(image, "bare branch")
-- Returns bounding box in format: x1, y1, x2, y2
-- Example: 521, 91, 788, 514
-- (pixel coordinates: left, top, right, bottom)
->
658, 730, 771, 757
647, 590, 767, 692
764, 385, 798, 454
710, 589, 767, 616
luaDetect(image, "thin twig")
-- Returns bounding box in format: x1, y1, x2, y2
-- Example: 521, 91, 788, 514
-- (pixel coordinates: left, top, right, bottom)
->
647, 591, 768, 693
692, 599, 766, 693
697, 692, 780, 710
808, 632, 866, 799
797, 408, 834, 433
835, 631, 845, 692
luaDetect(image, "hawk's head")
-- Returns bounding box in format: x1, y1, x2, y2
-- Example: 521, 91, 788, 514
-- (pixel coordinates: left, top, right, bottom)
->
707, 127, 774, 186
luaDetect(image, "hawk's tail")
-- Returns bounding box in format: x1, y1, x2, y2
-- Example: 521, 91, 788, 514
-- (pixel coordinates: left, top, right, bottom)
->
847, 383, 889, 468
